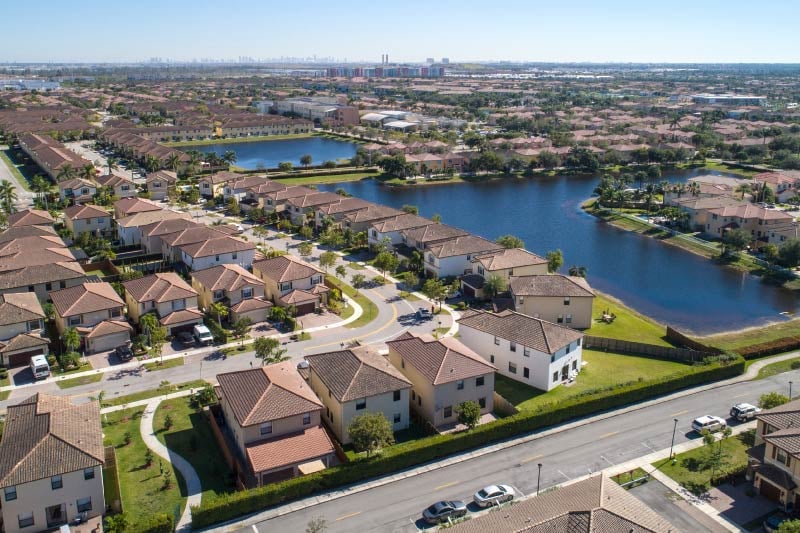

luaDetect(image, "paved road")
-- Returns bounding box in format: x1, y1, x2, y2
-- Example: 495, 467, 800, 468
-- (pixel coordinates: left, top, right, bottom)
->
230, 368, 795, 533
0, 145, 34, 209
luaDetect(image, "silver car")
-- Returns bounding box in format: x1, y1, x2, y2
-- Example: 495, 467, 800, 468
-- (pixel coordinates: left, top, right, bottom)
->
422, 500, 467, 524
473, 484, 515, 507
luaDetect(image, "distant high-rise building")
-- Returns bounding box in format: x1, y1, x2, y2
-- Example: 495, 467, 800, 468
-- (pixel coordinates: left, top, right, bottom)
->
442, 57, 450, 64
426, 57, 434, 64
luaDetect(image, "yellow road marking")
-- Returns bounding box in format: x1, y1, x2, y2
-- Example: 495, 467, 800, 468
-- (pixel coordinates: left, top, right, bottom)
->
599, 431, 619, 439
670, 409, 688, 417
435, 480, 460, 491
519, 454, 544, 464
335, 511, 362, 521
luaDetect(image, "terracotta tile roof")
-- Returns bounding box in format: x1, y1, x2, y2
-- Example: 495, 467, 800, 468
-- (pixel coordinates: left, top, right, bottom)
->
401, 223, 470, 245
253, 254, 323, 283
510, 274, 595, 298
0, 242, 78, 272
459, 309, 584, 355
757, 398, 800, 431
248, 181, 287, 196
94, 173, 133, 188
0, 292, 45, 326
245, 426, 334, 473
146, 170, 178, 185
0, 333, 49, 353
64, 204, 110, 221
306, 347, 411, 402
316, 197, 373, 216
159, 308, 204, 326
286, 191, 342, 210
116, 209, 190, 229
123, 272, 197, 304
0, 261, 85, 290
7, 209, 55, 227
205, 171, 244, 184
179, 235, 255, 258
707, 203, 794, 221
191, 264, 263, 292
265, 185, 317, 202
447, 474, 675, 533
230, 297, 272, 313
84, 319, 132, 338
217, 360, 323, 427
344, 204, 404, 224
113, 197, 161, 217
427, 235, 503, 259
754, 462, 797, 491
229, 175, 270, 191
474, 248, 547, 271
387, 333, 495, 385
0, 394, 104, 488
50, 281, 124, 318
160, 226, 230, 246
281, 289, 319, 304
140, 218, 201, 239
673, 196, 746, 211
0, 225, 57, 243
370, 213, 432, 233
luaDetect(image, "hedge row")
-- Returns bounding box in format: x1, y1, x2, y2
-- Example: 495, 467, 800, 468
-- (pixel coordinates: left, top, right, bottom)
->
735, 336, 800, 359
203, 317, 228, 344
190, 358, 744, 528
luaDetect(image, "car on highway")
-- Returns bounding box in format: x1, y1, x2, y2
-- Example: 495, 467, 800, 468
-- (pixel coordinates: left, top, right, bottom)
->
176, 331, 195, 347
415, 307, 433, 321
730, 402, 761, 422
114, 344, 133, 362
422, 500, 467, 524
473, 484, 515, 507
691, 415, 727, 434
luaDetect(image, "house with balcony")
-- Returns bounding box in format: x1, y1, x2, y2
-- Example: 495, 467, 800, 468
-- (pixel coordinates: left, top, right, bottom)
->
49, 282, 131, 353
215, 361, 336, 487
424, 235, 504, 278
509, 274, 595, 329
123, 272, 203, 335
252, 255, 329, 315
703, 203, 795, 244
191, 264, 272, 324
386, 332, 496, 429
0, 292, 48, 367
241, 181, 289, 211
63, 204, 112, 238
0, 394, 104, 533
457, 309, 584, 391
747, 398, 800, 505
303, 346, 412, 444
461, 248, 549, 299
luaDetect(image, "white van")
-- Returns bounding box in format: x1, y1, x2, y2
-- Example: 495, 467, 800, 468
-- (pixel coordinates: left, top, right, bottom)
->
30, 354, 50, 380
193, 324, 214, 346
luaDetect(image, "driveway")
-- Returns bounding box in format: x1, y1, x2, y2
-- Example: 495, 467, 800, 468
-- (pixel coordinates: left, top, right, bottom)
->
629, 478, 727, 532
706, 478, 779, 530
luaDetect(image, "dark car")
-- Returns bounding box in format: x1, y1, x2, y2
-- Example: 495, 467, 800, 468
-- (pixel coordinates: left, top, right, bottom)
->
114, 345, 133, 362
176, 331, 195, 346
422, 500, 467, 524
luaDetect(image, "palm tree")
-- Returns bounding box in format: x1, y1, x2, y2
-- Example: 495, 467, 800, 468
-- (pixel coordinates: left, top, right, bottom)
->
568, 265, 588, 277
80, 163, 96, 181
209, 302, 228, 328
31, 174, 50, 209
61, 327, 80, 354
166, 153, 181, 174
483, 274, 507, 299
56, 163, 77, 182
0, 180, 18, 214
144, 155, 162, 173
106, 156, 119, 176
300, 154, 312, 169
221, 151, 237, 167
736, 183, 752, 200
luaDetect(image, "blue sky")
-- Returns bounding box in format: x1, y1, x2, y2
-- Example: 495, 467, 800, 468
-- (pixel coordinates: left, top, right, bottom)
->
2, 0, 799, 63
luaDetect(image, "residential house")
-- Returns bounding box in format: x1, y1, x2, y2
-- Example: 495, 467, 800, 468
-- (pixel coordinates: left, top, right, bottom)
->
94, 173, 136, 199
116, 209, 191, 246
0, 394, 104, 533
0, 262, 86, 301
458, 309, 584, 391
216, 361, 336, 487
140, 218, 201, 255
7, 209, 54, 228
146, 170, 178, 201
0, 236, 78, 273
386, 332, 496, 428
123, 273, 203, 335
252, 255, 328, 315
198, 171, 243, 198
58, 178, 96, 205
191, 264, 272, 323
401, 223, 470, 251
159, 226, 233, 263
223, 175, 270, 202
259, 185, 317, 215
754, 171, 800, 203
342, 204, 404, 234
461, 248, 549, 299
703, 203, 795, 243
314, 197, 374, 229
49, 282, 131, 353
747, 398, 800, 505
0, 292, 47, 367
179, 234, 256, 271
63, 204, 112, 237
509, 274, 595, 329
285, 191, 342, 225
0, 225, 58, 243
673, 196, 747, 231
303, 346, 412, 444
241, 181, 289, 211
424, 235, 504, 278
367, 213, 432, 247
113, 197, 161, 219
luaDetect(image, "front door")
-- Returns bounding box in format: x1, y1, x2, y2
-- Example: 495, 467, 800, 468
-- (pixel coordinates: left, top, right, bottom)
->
46, 503, 66, 528
561, 365, 569, 381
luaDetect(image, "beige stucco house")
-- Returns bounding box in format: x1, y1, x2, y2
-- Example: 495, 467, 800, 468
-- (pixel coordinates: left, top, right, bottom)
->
509, 274, 595, 329
123, 272, 203, 335
49, 282, 131, 353
252, 255, 329, 315
145, 170, 178, 201
461, 248, 549, 299
191, 264, 272, 324
0, 293, 48, 367
63, 204, 112, 238
748, 398, 800, 506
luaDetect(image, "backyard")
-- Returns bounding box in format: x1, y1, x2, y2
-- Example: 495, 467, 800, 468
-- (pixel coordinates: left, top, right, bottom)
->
586, 292, 672, 346
700, 319, 800, 352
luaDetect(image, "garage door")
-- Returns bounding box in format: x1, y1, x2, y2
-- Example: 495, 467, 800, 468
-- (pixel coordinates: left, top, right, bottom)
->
294, 302, 316, 316
463, 285, 475, 299
170, 323, 197, 336
7, 348, 46, 367
88, 332, 130, 353
759, 478, 782, 502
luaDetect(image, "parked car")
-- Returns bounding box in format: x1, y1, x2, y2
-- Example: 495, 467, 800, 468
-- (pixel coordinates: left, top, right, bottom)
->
114, 345, 133, 362
229, 223, 244, 234
193, 324, 214, 346
176, 331, 195, 347
473, 484, 515, 507
730, 402, 761, 422
415, 307, 433, 321
691, 415, 727, 434
422, 500, 467, 524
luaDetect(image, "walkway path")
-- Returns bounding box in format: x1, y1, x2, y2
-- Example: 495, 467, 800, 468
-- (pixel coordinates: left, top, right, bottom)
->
139, 397, 202, 532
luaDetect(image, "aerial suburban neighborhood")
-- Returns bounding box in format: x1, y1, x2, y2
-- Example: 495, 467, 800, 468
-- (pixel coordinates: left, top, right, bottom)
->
0, 2, 799, 532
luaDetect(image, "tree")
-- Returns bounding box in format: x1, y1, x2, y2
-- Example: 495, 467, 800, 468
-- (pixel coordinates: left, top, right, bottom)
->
319, 251, 337, 272
568, 265, 588, 277
350, 273, 366, 291
373, 251, 399, 281
431, 214, 442, 223
297, 241, 313, 258
103, 514, 129, 533
209, 302, 229, 327
232, 317, 252, 347
226, 197, 240, 217
760, 392, 790, 409
0, 180, 18, 214
347, 413, 395, 456
222, 150, 237, 167
61, 327, 80, 353
56, 163, 77, 182
483, 274, 507, 298
80, 163, 96, 181
253, 337, 289, 366
422, 278, 447, 311
401, 204, 419, 215
776, 520, 800, 533
300, 154, 313, 168
495, 234, 524, 249
278, 161, 293, 172
299, 225, 314, 240
149, 325, 167, 363
762, 243, 780, 265
335, 265, 347, 280
546, 249, 564, 273
779, 239, 800, 268
721, 228, 751, 256
457, 400, 481, 430
165, 153, 181, 174
306, 517, 328, 533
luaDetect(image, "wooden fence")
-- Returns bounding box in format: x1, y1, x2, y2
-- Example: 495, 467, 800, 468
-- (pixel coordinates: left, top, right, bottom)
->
584, 335, 714, 363
103, 446, 123, 514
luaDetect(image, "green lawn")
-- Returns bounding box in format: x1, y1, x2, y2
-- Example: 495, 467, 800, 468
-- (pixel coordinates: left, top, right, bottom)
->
756, 357, 800, 380
274, 171, 380, 186
586, 292, 672, 346
652, 430, 754, 495
348, 262, 365, 270
154, 398, 235, 504
102, 408, 185, 531
56, 373, 103, 389
0, 391, 9, 401
326, 275, 379, 329
494, 349, 691, 412
53, 362, 93, 376
700, 319, 800, 351
102, 380, 208, 407
611, 467, 650, 488
144, 358, 185, 372
0, 149, 32, 191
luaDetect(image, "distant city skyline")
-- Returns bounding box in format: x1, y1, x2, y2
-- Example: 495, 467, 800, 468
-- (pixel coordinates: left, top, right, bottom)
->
3, 0, 799, 64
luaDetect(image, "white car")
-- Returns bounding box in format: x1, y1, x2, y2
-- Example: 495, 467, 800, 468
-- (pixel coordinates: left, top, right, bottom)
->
730, 403, 761, 421
473, 484, 515, 507
692, 415, 727, 434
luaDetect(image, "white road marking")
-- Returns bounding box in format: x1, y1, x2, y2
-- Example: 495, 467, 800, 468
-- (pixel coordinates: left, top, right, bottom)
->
600, 455, 614, 466
558, 469, 571, 480
251, 525, 258, 533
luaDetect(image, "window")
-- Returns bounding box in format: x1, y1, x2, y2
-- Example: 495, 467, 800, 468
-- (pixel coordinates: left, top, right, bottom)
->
51, 475, 63, 490
510, 341, 516, 352
401, 358, 405, 369
565, 314, 572, 324
518, 296, 524, 305
393, 390, 401, 402
476, 376, 484, 387
83, 467, 95, 480
490, 355, 495, 364
557, 314, 564, 324
443, 406, 453, 418
456, 380, 464, 390
411, 390, 415, 401
577, 338, 582, 347
776, 447, 791, 468
260, 422, 272, 435
523, 347, 530, 357
215, 255, 220, 262
171, 299, 186, 311
76, 497, 92, 513
60, 281, 66, 289
69, 316, 81, 326
312, 276, 323, 285
572, 360, 578, 370
27, 320, 41, 331
111, 308, 121, 318
356, 398, 366, 410
27, 285, 34, 292
508, 269, 514, 276
523, 367, 530, 378
242, 287, 253, 299
214, 290, 224, 299
303, 413, 311, 425
478, 397, 486, 408
553, 371, 559, 382
232, 252, 238, 260
393, 413, 401, 424
4, 486, 16, 501
280, 281, 293, 291
45, 282, 52, 291
494, 336, 500, 346
508, 362, 517, 374
564, 296, 571, 306
417, 394, 422, 407
18, 512, 34, 529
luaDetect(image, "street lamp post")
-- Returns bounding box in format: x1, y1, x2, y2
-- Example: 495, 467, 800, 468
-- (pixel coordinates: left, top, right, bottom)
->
537, 463, 543, 495
669, 418, 679, 459
791, 381, 794, 400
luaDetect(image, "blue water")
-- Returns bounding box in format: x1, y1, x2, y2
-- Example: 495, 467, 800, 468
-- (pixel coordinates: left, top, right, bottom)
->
198, 137, 358, 170
320, 171, 800, 335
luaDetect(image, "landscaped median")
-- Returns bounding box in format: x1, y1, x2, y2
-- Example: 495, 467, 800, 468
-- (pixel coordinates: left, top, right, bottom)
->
190, 355, 745, 528
325, 275, 379, 329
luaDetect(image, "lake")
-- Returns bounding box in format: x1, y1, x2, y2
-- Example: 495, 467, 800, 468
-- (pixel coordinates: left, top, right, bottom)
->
320, 171, 800, 335
198, 137, 358, 170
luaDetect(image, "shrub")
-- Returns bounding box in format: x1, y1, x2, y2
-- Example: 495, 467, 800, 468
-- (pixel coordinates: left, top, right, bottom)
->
736, 337, 800, 359
140, 513, 173, 533
204, 317, 228, 344
792, 360, 800, 370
